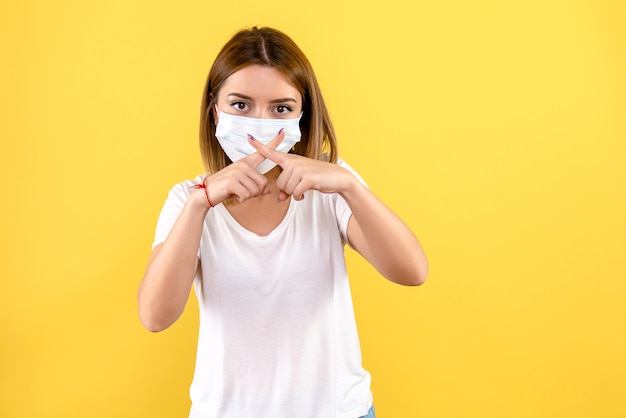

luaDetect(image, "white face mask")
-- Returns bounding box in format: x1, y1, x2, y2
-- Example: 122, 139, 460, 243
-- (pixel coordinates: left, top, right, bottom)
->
214, 108, 303, 174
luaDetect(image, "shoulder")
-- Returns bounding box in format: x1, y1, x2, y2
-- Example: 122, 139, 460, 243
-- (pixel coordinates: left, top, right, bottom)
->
336, 157, 353, 171
322, 153, 356, 173
163, 174, 205, 202
170, 174, 205, 191
335, 157, 368, 187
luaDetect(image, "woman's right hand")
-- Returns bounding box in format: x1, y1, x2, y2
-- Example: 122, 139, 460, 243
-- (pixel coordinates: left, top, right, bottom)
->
204, 130, 285, 204
138, 130, 286, 332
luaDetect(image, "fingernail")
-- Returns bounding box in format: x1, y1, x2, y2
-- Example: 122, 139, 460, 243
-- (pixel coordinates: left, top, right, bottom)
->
278, 128, 284, 135
247, 134, 256, 141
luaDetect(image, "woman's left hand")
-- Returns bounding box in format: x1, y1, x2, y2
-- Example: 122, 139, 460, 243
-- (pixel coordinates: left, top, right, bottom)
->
249, 135, 428, 286
248, 136, 356, 201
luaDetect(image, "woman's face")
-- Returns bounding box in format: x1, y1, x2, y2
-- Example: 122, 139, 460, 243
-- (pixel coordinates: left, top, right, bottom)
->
215, 65, 302, 121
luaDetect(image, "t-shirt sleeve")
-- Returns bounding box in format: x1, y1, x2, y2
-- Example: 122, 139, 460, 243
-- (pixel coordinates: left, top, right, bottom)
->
335, 158, 368, 246
152, 179, 196, 249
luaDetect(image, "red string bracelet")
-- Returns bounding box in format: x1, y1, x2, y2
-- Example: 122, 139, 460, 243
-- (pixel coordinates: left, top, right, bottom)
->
190, 178, 214, 208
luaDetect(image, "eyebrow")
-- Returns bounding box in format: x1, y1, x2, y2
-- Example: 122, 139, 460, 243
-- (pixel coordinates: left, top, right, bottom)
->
226, 92, 298, 103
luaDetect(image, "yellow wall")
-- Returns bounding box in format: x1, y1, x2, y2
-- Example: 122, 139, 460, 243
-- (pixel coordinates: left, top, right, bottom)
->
1, 1, 625, 417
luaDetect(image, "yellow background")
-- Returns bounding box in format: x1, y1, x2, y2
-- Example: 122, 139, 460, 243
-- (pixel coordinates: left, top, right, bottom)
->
1, 0, 625, 417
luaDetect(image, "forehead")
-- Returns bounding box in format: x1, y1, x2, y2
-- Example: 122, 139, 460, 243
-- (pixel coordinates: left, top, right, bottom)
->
219, 65, 300, 100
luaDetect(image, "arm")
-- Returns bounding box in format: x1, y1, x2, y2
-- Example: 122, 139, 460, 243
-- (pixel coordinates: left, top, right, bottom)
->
341, 177, 428, 286
247, 137, 428, 286
138, 189, 208, 332
138, 132, 287, 332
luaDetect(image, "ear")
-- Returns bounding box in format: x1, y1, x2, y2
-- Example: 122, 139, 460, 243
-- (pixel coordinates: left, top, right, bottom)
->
209, 93, 218, 123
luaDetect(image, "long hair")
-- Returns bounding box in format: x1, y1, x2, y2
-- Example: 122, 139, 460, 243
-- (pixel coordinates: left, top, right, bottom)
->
199, 27, 338, 174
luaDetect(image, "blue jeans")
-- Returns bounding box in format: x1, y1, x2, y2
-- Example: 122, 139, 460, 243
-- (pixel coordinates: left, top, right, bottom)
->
359, 405, 376, 418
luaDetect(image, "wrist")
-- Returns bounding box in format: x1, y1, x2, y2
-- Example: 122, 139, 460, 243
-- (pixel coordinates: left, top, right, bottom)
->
190, 178, 215, 211
338, 172, 363, 202
190, 188, 212, 212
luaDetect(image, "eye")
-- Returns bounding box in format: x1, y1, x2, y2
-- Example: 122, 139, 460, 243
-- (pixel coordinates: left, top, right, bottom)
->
275, 105, 292, 114
231, 101, 249, 111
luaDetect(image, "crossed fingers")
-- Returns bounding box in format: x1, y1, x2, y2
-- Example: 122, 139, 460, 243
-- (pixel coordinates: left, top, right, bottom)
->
243, 130, 285, 169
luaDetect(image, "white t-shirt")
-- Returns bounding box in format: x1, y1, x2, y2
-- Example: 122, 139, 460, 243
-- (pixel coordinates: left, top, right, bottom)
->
153, 159, 372, 418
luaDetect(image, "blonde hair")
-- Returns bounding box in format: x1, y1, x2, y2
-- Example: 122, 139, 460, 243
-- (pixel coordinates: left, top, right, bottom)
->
199, 27, 338, 174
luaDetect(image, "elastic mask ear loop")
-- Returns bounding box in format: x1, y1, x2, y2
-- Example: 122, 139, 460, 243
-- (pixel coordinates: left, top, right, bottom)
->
213, 105, 222, 124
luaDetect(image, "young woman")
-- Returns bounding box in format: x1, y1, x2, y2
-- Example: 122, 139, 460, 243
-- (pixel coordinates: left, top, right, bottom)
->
138, 26, 428, 418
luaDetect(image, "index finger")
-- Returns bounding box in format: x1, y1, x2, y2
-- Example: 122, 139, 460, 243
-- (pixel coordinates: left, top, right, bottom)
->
243, 130, 285, 168
247, 132, 289, 167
